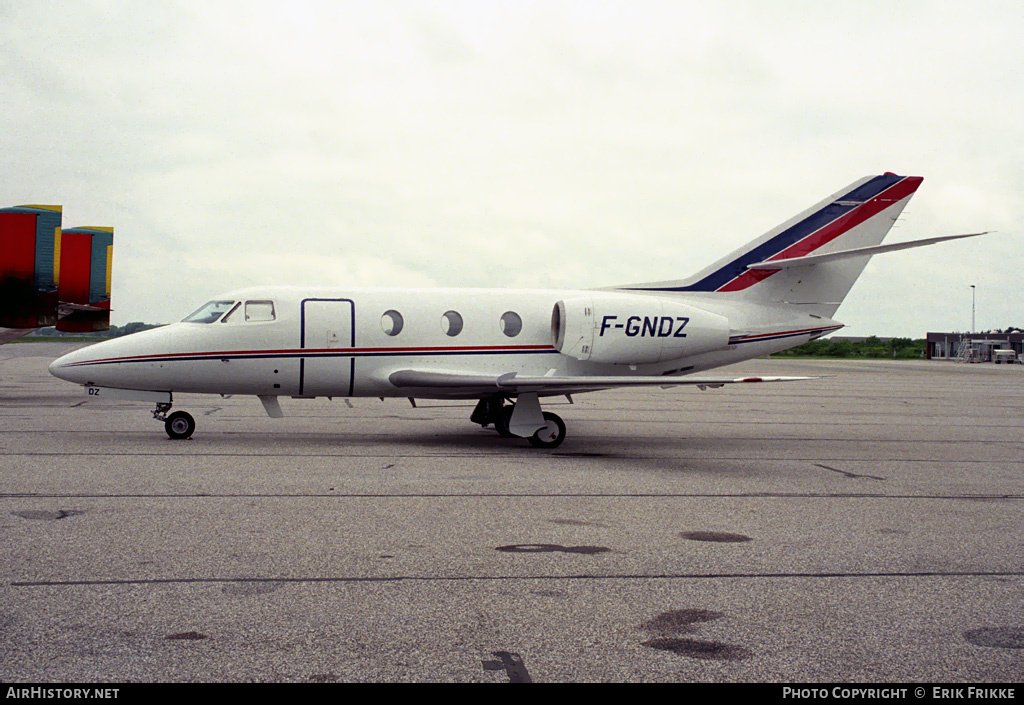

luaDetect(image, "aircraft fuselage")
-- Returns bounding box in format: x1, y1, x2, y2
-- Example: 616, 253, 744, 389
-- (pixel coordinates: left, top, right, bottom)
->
49, 285, 837, 400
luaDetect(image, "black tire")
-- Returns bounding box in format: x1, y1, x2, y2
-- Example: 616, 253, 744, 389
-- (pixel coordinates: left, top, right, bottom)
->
165, 411, 196, 440
495, 405, 516, 438
528, 412, 566, 449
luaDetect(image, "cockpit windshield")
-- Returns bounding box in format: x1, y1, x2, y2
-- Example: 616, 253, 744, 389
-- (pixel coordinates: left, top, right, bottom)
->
183, 300, 236, 324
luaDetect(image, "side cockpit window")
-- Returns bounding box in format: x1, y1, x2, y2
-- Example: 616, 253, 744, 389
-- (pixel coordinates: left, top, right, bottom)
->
183, 300, 236, 324
245, 300, 276, 322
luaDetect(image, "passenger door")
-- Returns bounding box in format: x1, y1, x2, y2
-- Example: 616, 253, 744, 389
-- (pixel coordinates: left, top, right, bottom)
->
300, 298, 355, 397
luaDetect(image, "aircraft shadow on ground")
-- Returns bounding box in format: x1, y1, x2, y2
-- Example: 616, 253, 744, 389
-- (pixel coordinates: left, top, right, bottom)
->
169, 423, 777, 478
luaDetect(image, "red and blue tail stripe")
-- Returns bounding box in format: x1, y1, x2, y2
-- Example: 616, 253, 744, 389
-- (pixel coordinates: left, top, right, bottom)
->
637, 174, 922, 293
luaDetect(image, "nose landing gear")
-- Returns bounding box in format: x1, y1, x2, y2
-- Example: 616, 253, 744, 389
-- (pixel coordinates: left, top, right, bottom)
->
165, 411, 196, 440
153, 402, 196, 440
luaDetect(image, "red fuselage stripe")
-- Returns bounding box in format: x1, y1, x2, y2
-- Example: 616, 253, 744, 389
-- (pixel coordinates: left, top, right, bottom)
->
65, 344, 559, 367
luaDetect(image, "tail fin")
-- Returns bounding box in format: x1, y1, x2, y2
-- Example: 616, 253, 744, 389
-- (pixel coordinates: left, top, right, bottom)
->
621, 174, 923, 317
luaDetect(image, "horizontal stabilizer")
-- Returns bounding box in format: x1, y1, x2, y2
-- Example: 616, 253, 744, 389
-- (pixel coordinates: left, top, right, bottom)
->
59, 302, 110, 313
746, 232, 987, 271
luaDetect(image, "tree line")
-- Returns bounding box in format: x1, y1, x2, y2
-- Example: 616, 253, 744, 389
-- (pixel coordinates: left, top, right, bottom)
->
25, 322, 165, 338
773, 336, 925, 359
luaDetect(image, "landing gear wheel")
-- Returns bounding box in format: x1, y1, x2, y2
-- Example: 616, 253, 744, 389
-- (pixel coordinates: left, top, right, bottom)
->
495, 405, 516, 438
165, 411, 196, 440
528, 412, 566, 449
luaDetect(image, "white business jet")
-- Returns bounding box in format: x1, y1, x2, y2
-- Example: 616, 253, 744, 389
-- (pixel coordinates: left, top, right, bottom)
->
49, 174, 981, 447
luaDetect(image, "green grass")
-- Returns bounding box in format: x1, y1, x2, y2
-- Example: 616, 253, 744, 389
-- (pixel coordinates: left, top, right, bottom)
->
772, 336, 925, 359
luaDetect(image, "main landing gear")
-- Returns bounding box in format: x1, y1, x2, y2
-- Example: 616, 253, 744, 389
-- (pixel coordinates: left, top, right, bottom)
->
154, 402, 195, 440
152, 395, 566, 446
471, 394, 567, 449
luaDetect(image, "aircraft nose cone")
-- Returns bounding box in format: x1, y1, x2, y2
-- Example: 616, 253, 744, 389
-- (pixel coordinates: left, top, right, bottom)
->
47, 327, 175, 389
48, 339, 119, 385
49, 349, 87, 384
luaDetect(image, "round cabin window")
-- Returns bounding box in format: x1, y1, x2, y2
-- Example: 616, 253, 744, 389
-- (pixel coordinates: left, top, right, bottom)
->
381, 310, 404, 336
500, 311, 522, 337
441, 310, 463, 337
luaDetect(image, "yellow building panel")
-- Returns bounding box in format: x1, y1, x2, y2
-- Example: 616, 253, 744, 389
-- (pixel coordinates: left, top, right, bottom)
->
18, 204, 63, 212
54, 227, 62, 285
106, 245, 113, 296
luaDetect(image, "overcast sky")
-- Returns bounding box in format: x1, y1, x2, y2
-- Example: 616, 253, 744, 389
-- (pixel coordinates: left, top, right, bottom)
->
2, 0, 1020, 336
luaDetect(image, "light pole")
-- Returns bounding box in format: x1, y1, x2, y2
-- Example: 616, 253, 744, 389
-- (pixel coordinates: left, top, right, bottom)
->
970, 285, 976, 333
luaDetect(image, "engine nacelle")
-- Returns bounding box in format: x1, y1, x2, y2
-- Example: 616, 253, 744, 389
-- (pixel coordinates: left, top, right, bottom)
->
551, 293, 730, 364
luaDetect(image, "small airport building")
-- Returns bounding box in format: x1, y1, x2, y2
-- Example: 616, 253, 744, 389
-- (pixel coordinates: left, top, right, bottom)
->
926, 332, 1023, 363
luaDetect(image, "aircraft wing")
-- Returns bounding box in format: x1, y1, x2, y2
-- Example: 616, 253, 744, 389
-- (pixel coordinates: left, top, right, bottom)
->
388, 369, 813, 395
0, 328, 35, 344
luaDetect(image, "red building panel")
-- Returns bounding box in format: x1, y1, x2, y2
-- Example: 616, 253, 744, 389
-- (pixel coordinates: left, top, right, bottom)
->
57, 231, 93, 305
0, 212, 37, 279
0, 212, 39, 327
